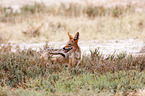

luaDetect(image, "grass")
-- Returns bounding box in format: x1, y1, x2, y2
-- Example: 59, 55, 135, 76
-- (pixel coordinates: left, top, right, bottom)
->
0, 3, 145, 43
0, 1, 145, 95
1, 71, 145, 96
0, 45, 145, 95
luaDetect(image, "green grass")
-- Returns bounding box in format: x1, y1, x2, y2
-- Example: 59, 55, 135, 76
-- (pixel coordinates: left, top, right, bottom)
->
1, 71, 145, 96
0, 45, 145, 95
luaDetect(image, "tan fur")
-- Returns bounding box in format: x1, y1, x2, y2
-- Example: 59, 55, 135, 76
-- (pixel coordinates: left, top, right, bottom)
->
40, 32, 81, 69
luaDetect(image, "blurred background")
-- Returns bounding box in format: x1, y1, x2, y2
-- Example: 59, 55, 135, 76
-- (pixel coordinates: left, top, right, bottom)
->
0, 0, 145, 54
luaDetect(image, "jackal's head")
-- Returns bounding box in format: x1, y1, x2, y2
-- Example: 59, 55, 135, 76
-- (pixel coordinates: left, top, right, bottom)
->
63, 32, 80, 53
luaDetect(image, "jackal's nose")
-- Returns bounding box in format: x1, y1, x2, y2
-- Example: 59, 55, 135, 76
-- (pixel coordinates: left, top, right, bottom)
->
63, 47, 65, 50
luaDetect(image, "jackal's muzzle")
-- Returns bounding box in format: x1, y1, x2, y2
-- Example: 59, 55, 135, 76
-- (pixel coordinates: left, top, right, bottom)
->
63, 47, 73, 53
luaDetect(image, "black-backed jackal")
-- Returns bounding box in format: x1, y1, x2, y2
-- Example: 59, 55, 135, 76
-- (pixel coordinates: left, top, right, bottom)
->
41, 32, 81, 69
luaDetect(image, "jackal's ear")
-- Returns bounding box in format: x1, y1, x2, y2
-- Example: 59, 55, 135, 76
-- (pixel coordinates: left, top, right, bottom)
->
68, 32, 74, 40
74, 32, 79, 41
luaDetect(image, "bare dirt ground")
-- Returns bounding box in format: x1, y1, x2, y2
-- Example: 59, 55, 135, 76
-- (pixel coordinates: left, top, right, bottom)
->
6, 39, 144, 57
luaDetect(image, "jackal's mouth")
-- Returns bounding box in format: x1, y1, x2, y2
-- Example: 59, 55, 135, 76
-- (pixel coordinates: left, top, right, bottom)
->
63, 47, 73, 53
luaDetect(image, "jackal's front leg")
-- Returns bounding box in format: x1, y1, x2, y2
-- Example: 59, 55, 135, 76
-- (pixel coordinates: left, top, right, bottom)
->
69, 58, 73, 69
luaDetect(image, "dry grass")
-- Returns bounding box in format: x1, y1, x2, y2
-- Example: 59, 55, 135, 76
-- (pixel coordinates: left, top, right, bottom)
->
0, 2, 145, 43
